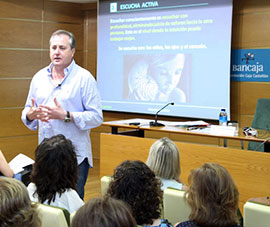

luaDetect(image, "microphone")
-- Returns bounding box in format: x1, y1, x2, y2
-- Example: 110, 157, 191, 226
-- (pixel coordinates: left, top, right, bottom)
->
150, 102, 174, 127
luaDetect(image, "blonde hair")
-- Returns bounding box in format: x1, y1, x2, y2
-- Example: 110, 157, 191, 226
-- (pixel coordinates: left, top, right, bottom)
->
186, 163, 239, 226
0, 177, 40, 227
146, 137, 180, 180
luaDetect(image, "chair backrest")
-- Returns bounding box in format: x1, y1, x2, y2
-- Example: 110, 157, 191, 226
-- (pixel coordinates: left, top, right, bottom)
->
36, 203, 70, 227
244, 201, 270, 227
248, 98, 270, 152
251, 98, 270, 130
100, 175, 112, 196
163, 188, 190, 225
70, 211, 76, 225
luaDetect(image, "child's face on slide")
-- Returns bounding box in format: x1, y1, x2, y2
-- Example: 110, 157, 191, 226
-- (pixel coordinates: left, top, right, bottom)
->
152, 54, 185, 94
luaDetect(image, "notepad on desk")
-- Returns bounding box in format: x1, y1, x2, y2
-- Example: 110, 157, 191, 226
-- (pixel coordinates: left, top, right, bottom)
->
166, 120, 209, 127
8, 153, 34, 174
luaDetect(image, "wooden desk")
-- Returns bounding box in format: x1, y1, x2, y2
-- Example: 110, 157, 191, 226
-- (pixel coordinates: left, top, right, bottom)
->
100, 133, 270, 212
102, 118, 269, 144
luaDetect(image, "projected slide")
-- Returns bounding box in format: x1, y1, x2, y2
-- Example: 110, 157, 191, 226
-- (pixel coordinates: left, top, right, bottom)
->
97, 0, 232, 120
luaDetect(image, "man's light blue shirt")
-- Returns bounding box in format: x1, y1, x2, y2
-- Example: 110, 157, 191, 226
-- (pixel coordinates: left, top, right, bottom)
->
21, 60, 103, 166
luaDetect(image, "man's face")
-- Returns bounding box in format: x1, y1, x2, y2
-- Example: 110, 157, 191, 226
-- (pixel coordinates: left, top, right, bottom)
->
152, 54, 185, 94
50, 34, 75, 69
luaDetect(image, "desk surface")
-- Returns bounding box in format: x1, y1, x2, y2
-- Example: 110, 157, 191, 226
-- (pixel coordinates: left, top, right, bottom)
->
103, 118, 270, 143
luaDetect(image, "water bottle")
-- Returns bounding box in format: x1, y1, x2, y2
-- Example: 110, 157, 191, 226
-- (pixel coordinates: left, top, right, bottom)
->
219, 109, 227, 126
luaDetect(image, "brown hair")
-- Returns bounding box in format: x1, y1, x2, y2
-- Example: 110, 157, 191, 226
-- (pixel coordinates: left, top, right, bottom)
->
0, 177, 40, 227
106, 160, 163, 225
185, 163, 239, 226
71, 197, 136, 227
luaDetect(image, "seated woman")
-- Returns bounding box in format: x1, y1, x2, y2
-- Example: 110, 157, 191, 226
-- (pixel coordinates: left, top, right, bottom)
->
106, 160, 172, 227
27, 134, 84, 213
72, 197, 137, 227
146, 137, 185, 191
0, 149, 14, 177
174, 163, 241, 227
0, 177, 40, 227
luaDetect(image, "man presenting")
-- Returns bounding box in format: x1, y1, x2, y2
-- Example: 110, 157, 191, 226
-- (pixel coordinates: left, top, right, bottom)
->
21, 30, 103, 199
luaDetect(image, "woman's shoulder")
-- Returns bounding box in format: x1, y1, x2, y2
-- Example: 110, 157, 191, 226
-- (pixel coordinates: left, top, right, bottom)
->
52, 189, 84, 213
27, 183, 38, 201
161, 178, 183, 191
174, 220, 198, 227
175, 221, 241, 227
143, 219, 172, 227
160, 219, 173, 227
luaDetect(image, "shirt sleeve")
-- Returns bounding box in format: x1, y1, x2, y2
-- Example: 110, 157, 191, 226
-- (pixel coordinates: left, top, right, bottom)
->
21, 78, 38, 131
72, 76, 103, 130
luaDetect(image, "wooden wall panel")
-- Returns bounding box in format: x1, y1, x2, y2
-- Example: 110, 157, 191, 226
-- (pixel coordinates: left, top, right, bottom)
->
90, 131, 100, 159
0, 80, 30, 107
73, 51, 84, 69
0, 20, 42, 48
230, 82, 240, 114
41, 51, 51, 67
44, 0, 83, 24
0, 0, 42, 19
238, 82, 270, 115
0, 109, 36, 137
86, 10, 97, 51
0, 135, 37, 162
232, 14, 270, 48
43, 23, 84, 50
87, 52, 97, 77
233, 0, 270, 14
239, 115, 254, 129
0, 50, 42, 78
170, 133, 220, 146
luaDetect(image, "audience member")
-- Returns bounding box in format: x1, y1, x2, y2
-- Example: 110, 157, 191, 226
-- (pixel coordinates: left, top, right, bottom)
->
174, 163, 241, 227
146, 137, 185, 191
0, 149, 14, 177
72, 197, 137, 227
107, 160, 172, 227
0, 177, 40, 227
27, 134, 84, 213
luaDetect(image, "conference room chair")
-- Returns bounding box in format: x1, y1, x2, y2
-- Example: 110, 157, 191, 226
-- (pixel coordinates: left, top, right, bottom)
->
100, 175, 112, 196
248, 98, 270, 152
36, 203, 70, 227
243, 201, 270, 227
163, 187, 191, 225
70, 211, 76, 225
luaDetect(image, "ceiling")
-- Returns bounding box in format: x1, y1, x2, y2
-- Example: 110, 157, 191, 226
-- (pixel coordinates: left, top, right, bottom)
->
52, 0, 97, 3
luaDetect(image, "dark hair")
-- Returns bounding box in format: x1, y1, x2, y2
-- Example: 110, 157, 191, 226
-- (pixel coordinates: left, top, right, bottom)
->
71, 197, 137, 227
50, 30, 76, 49
30, 134, 78, 204
0, 177, 40, 227
106, 160, 162, 225
186, 163, 239, 226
